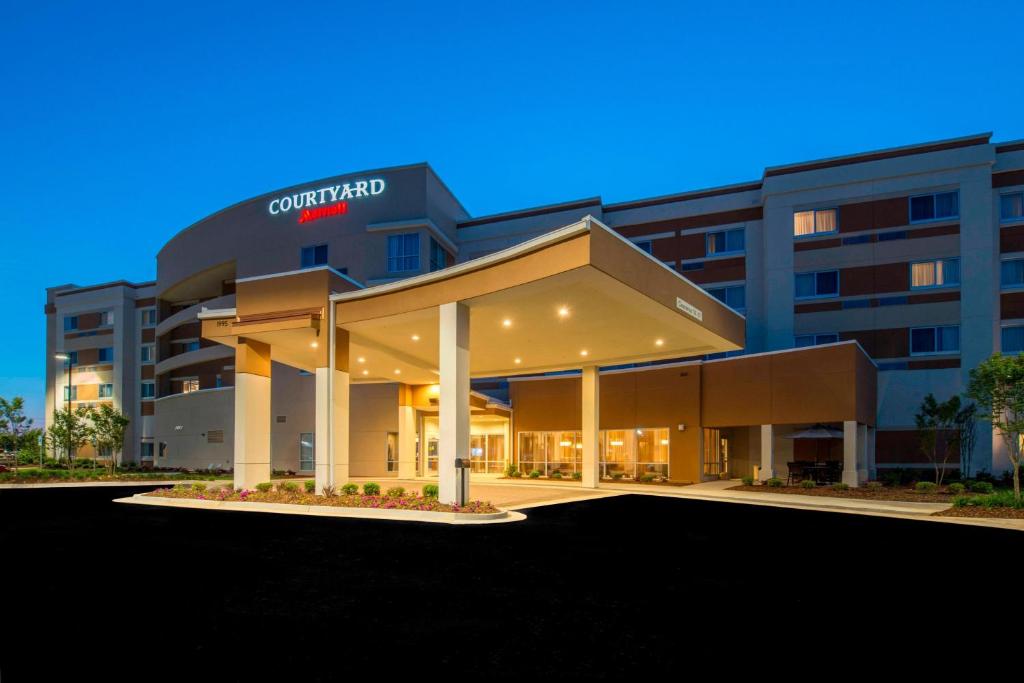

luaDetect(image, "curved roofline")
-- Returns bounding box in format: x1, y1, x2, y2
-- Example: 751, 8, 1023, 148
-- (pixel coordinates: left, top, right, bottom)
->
157, 162, 468, 259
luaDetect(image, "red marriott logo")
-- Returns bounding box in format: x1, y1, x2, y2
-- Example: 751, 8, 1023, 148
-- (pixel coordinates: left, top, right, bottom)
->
298, 201, 349, 224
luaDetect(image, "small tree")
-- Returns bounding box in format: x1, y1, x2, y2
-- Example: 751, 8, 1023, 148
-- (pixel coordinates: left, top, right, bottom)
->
915, 393, 961, 486
955, 401, 978, 479
0, 396, 34, 453
89, 404, 130, 475
47, 406, 92, 469
966, 353, 1024, 500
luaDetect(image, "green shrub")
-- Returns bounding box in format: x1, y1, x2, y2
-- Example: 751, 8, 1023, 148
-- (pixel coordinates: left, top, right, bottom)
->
341, 483, 359, 495
422, 484, 439, 498
953, 491, 1024, 509
362, 482, 381, 496
528, 469, 541, 479
968, 480, 994, 494
831, 482, 850, 491
766, 477, 783, 488
947, 482, 965, 495
304, 480, 316, 493
503, 463, 519, 478
611, 472, 625, 480
278, 481, 300, 494
866, 481, 883, 489
550, 471, 563, 480
741, 475, 755, 486
640, 473, 656, 482
914, 481, 938, 493
571, 471, 582, 480
800, 479, 816, 489
511, 469, 523, 478
255, 482, 273, 493
386, 486, 405, 498
191, 483, 207, 493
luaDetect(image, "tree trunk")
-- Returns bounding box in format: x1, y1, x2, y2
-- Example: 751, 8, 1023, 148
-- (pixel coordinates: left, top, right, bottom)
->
1015, 463, 1021, 501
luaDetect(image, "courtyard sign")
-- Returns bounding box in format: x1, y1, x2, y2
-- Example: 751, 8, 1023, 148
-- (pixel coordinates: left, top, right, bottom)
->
675, 297, 703, 321
268, 178, 386, 218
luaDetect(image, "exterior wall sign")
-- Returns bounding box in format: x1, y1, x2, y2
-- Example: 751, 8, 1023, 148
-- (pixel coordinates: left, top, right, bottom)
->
268, 178, 386, 220
676, 297, 703, 321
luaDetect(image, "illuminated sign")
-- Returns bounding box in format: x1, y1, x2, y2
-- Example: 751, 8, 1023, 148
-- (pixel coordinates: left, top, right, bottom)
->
298, 201, 348, 224
268, 178, 385, 218
676, 297, 703, 321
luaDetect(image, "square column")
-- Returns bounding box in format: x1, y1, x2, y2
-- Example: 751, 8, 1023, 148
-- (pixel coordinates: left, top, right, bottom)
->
438, 302, 470, 505
581, 365, 600, 488
843, 420, 861, 487
234, 338, 272, 491
857, 423, 869, 484
866, 425, 877, 481
397, 384, 417, 479
759, 424, 774, 482
315, 329, 350, 494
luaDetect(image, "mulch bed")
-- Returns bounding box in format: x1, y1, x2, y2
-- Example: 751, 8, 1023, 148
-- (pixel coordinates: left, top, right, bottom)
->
934, 506, 1024, 519
727, 484, 954, 503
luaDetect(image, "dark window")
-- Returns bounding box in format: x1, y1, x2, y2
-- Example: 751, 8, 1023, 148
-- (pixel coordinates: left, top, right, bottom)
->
795, 270, 839, 298
429, 237, 448, 272
634, 240, 653, 254
301, 244, 328, 269
388, 233, 420, 273
706, 228, 745, 255
909, 191, 958, 223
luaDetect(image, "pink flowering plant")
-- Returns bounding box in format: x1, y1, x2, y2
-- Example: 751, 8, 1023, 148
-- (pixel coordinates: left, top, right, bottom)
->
147, 481, 498, 514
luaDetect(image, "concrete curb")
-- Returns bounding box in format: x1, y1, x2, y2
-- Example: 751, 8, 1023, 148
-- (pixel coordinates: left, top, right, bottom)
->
115, 493, 526, 525
0, 480, 222, 490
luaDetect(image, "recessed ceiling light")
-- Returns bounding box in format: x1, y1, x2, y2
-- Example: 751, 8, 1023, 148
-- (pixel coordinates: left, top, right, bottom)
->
362, 369, 369, 376
514, 357, 522, 364
411, 334, 420, 341
502, 318, 512, 328
394, 369, 401, 375
655, 338, 664, 347
580, 349, 588, 357
558, 306, 570, 318
310, 341, 319, 348
357, 357, 366, 363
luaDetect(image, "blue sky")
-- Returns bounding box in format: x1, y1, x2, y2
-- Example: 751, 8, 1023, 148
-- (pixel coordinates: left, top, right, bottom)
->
2, 0, 1022, 423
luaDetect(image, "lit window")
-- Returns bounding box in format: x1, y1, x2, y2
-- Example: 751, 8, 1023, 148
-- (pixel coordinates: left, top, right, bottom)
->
910, 325, 959, 355
182, 378, 200, 393
1002, 258, 1024, 288
98, 383, 114, 398
64, 316, 79, 331
795, 333, 839, 347
300, 244, 328, 269
706, 228, 745, 255
707, 284, 746, 312
1002, 193, 1024, 222
909, 191, 958, 223
98, 347, 114, 363
911, 258, 960, 289
429, 237, 448, 272
1002, 326, 1024, 354
793, 209, 837, 237
795, 270, 839, 299
63, 385, 78, 401
141, 381, 155, 399
140, 309, 157, 327
387, 233, 420, 273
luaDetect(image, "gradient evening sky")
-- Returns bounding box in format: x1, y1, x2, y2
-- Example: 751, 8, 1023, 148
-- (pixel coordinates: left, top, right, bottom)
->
1, 0, 1022, 423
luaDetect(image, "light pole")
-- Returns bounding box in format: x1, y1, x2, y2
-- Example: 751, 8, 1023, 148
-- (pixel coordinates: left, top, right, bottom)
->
54, 353, 72, 462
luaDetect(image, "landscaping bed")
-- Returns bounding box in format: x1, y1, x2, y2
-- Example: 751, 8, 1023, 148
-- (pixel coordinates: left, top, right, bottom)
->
0, 468, 229, 484
934, 491, 1024, 518
144, 482, 499, 514
726, 483, 957, 503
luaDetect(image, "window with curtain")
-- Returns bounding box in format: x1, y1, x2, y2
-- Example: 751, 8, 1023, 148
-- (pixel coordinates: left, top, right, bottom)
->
1002, 193, 1024, 222
793, 209, 837, 237
706, 228, 745, 255
910, 191, 959, 223
911, 258, 960, 288
387, 233, 420, 272
1001, 258, 1024, 288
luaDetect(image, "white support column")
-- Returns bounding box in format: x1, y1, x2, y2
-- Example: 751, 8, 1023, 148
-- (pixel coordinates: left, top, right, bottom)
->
234, 339, 272, 491
438, 302, 470, 505
397, 385, 417, 479
759, 424, 774, 482
314, 367, 330, 493
866, 425, 877, 482
857, 423, 869, 484
843, 420, 860, 487
332, 366, 350, 484
315, 327, 350, 494
581, 365, 600, 488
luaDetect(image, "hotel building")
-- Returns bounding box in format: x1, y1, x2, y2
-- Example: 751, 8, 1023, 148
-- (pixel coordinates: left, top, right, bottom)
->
44, 132, 1024, 491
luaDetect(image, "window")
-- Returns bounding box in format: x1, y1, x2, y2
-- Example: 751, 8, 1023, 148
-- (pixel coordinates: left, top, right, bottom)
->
707, 284, 746, 312
140, 442, 154, 459
98, 383, 114, 398
387, 233, 420, 272
300, 244, 328, 269
516, 428, 669, 479
1003, 326, 1024, 354
181, 378, 200, 393
910, 325, 959, 355
1002, 193, 1024, 222
706, 228, 745, 255
429, 237, 448, 272
140, 381, 155, 399
59, 351, 78, 366
633, 239, 653, 254
98, 347, 114, 363
174, 340, 201, 353
911, 258, 960, 289
793, 208, 837, 236
1001, 258, 1024, 288
64, 316, 79, 331
299, 433, 315, 471
140, 309, 157, 327
100, 311, 113, 326
141, 345, 154, 363
795, 333, 839, 347
909, 191, 958, 223
795, 270, 839, 299
386, 432, 398, 472
63, 385, 77, 401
